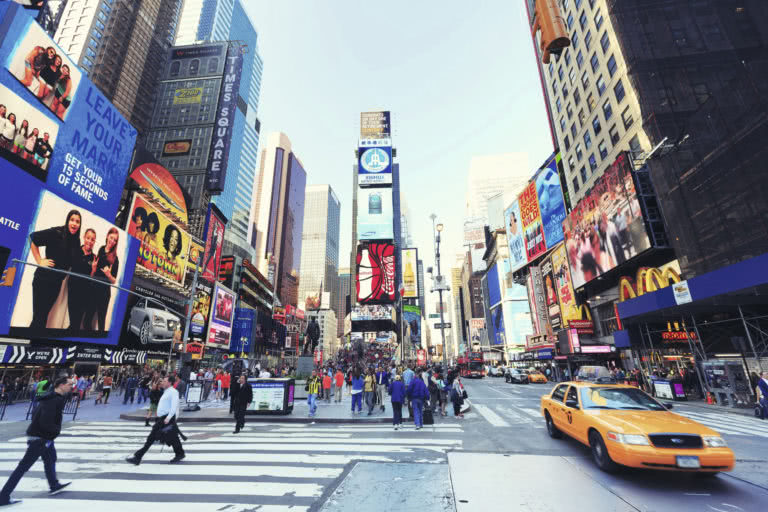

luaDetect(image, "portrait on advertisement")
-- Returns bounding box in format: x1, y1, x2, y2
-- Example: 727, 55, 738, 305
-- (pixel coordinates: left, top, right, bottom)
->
0, 82, 59, 180
10, 191, 130, 337
214, 287, 233, 324
535, 158, 567, 249
5, 18, 82, 121
504, 200, 526, 271
201, 206, 225, 282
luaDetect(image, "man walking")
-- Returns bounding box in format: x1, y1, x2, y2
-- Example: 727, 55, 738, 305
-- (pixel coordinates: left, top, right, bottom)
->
0, 377, 72, 506
407, 369, 429, 430
126, 375, 185, 465
402, 365, 415, 418
334, 368, 344, 403
232, 375, 252, 433
758, 371, 768, 420
375, 365, 389, 412
229, 372, 241, 415
306, 370, 321, 418
364, 368, 376, 416
322, 372, 332, 402
123, 374, 137, 404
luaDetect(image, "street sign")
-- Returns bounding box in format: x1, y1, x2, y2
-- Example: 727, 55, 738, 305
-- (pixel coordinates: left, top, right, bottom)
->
434, 323, 452, 329
428, 314, 440, 319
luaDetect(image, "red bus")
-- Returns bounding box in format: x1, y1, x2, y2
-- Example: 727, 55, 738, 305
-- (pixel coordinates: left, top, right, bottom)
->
457, 351, 485, 378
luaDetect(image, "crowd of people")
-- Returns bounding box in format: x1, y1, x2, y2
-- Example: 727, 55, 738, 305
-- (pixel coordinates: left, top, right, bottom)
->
0, 104, 53, 169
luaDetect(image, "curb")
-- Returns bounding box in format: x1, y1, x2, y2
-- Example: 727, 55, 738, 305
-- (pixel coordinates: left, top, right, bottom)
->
679, 400, 757, 418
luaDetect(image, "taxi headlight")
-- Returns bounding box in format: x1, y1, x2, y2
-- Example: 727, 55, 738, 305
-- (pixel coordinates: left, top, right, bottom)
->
606, 432, 650, 445
703, 436, 727, 448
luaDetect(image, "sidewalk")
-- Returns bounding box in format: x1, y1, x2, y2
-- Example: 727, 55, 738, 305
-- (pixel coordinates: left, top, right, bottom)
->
679, 397, 758, 417
0, 390, 153, 423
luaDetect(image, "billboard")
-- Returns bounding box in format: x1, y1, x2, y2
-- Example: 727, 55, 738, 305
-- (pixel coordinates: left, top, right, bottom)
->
127, 195, 189, 285
206, 44, 244, 192
172, 87, 202, 105
356, 242, 396, 304
464, 218, 486, 273
201, 204, 226, 282
403, 304, 421, 345
360, 111, 391, 138
540, 256, 561, 331
162, 139, 192, 157
357, 187, 393, 240
504, 200, 527, 272
469, 318, 485, 345
218, 255, 235, 289
535, 153, 567, 249
401, 248, 418, 299
358, 146, 392, 186
129, 149, 188, 223
230, 308, 254, 354
487, 262, 502, 308
189, 279, 212, 343
519, 182, 546, 261
118, 281, 184, 352
206, 282, 235, 350
304, 288, 330, 311
351, 304, 393, 321
489, 305, 505, 345
0, 3, 137, 220
527, 265, 550, 336
6, 189, 139, 345
562, 152, 651, 289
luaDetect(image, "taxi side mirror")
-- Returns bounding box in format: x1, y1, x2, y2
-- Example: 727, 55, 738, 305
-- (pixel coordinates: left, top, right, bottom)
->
566, 399, 579, 409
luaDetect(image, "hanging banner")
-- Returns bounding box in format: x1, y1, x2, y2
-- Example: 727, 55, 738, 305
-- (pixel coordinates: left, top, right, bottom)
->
519, 181, 546, 261
201, 204, 226, 282
504, 200, 527, 271
403, 304, 421, 345
535, 153, 567, 249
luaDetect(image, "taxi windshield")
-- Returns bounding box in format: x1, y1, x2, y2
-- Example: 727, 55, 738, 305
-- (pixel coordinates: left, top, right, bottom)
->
580, 387, 667, 411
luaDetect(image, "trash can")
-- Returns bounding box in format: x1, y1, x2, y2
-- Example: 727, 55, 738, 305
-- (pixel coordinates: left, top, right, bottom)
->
245, 378, 295, 415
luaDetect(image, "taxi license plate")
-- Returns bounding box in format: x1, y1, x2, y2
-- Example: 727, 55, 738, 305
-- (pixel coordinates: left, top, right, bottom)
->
676, 456, 700, 469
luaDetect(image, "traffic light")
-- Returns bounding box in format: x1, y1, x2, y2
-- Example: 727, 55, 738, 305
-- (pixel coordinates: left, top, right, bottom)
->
532, 0, 571, 64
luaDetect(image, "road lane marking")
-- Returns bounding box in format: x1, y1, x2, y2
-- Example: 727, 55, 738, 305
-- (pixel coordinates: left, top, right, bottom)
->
472, 404, 511, 427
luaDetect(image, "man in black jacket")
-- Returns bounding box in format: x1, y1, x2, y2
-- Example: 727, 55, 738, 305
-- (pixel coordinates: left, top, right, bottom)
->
0, 377, 72, 506
232, 375, 252, 434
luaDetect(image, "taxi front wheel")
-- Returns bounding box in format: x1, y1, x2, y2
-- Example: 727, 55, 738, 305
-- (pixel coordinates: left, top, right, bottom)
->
589, 431, 618, 473
545, 411, 562, 439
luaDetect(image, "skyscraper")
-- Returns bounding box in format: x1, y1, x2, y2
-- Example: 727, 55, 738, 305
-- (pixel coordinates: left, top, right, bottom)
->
298, 185, 341, 320
336, 267, 352, 337
252, 132, 307, 308
173, 0, 264, 259
53, 0, 181, 134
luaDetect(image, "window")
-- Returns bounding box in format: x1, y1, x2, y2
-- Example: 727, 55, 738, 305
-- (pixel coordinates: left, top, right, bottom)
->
568, 155, 575, 171
583, 131, 592, 150
587, 93, 596, 111
602, 99, 613, 120
596, 75, 606, 96
572, 31, 580, 49
570, 123, 577, 138
580, 166, 588, 182
98, 10, 107, 21
590, 53, 599, 72
567, 13, 575, 30
609, 124, 620, 145
579, 11, 587, 29
606, 55, 617, 76
585, 30, 593, 49
85, 47, 96, 59
549, 62, 554, 77
621, 106, 634, 129
600, 31, 611, 53
556, 97, 562, 113
92, 29, 102, 39
568, 68, 576, 84
560, 117, 567, 132
563, 135, 571, 150
577, 108, 586, 126
581, 70, 590, 89
659, 87, 677, 107
576, 50, 584, 68
573, 87, 581, 106
552, 385, 568, 403
614, 80, 626, 103
558, 67, 564, 81
575, 143, 583, 161
562, 83, 569, 99
170, 61, 180, 77
88, 38, 98, 49
207, 57, 219, 73
594, 10, 604, 30
189, 59, 200, 75
629, 135, 642, 155
566, 103, 573, 120
598, 301, 619, 336
572, 177, 580, 193
566, 387, 579, 407
589, 154, 598, 171
95, 20, 105, 31
574, 0, 582, 8
672, 28, 688, 47
82, 56, 92, 68
592, 116, 602, 135
552, 78, 558, 95
598, 140, 608, 159
693, 83, 710, 104
564, 50, 571, 66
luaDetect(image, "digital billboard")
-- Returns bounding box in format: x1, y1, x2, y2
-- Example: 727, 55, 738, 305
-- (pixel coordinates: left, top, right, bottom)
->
201, 204, 226, 282
127, 195, 189, 285
551, 242, 594, 334
206, 282, 235, 350
351, 304, 393, 321
358, 146, 392, 186
519, 181, 546, 261
118, 281, 184, 352
360, 111, 391, 138
230, 308, 254, 354
401, 248, 418, 298
357, 187, 394, 240
129, 149, 188, 224
0, 3, 138, 220
562, 152, 651, 289
217, 255, 235, 289
403, 304, 421, 345
535, 153, 567, 249
356, 242, 396, 304
504, 200, 527, 272
540, 256, 561, 331
489, 305, 505, 345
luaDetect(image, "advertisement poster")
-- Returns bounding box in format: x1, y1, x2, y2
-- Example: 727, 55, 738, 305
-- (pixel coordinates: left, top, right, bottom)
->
401, 248, 418, 298
206, 282, 234, 349
351, 304, 393, 321
535, 153, 567, 249
356, 242, 396, 304
218, 255, 235, 289
129, 149, 188, 223
489, 305, 505, 345
519, 181, 546, 261
551, 243, 576, 328
0, 4, 138, 220
230, 308, 254, 354
403, 304, 421, 345
356, 187, 394, 240
247, 381, 286, 411
360, 111, 391, 138
118, 281, 184, 351
358, 146, 392, 186
528, 265, 551, 336
189, 279, 212, 343
562, 152, 651, 288
504, 200, 527, 271
172, 87, 202, 105
8, 189, 138, 345
463, 218, 487, 273
540, 256, 561, 331
127, 195, 188, 285
162, 139, 192, 157
469, 318, 485, 346
502, 299, 533, 346
201, 204, 226, 282
486, 262, 502, 308
526, 273, 540, 335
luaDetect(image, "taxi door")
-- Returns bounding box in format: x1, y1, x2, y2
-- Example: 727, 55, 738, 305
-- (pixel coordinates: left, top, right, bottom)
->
547, 384, 569, 429
561, 385, 587, 443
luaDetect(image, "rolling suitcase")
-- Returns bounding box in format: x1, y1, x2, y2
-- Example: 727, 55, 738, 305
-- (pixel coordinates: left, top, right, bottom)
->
423, 404, 434, 425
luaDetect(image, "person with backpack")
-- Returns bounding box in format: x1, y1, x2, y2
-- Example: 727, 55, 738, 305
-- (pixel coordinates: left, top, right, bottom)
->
436, 372, 448, 416
407, 368, 430, 430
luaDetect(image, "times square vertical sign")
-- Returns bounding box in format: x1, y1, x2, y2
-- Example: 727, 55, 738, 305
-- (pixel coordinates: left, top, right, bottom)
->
206, 44, 244, 192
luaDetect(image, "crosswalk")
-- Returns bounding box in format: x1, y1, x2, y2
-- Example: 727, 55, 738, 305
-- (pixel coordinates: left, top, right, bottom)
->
469, 402, 544, 428
674, 409, 768, 438
0, 421, 464, 510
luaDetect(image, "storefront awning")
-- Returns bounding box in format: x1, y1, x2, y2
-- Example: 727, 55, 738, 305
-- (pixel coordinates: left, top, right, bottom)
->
617, 252, 768, 323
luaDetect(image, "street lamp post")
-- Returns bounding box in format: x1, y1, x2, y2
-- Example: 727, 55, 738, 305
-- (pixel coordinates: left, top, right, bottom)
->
431, 214, 448, 367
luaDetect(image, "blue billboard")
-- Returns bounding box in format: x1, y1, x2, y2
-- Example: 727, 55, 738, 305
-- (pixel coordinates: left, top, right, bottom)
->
504, 200, 527, 272
358, 146, 392, 186
489, 305, 505, 345
535, 153, 567, 249
230, 307, 255, 354
486, 262, 502, 308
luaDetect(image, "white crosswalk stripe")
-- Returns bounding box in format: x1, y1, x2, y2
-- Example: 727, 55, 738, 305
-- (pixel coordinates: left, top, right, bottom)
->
674, 410, 768, 438
0, 421, 464, 510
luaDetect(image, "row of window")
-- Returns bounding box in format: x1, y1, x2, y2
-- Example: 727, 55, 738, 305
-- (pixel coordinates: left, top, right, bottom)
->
169, 58, 220, 78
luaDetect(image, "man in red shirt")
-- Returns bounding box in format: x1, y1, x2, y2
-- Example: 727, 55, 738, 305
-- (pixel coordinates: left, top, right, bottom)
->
222, 372, 231, 400
334, 369, 344, 403
322, 372, 332, 402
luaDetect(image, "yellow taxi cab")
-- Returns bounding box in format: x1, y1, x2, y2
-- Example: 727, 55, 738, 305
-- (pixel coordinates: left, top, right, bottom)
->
540, 380, 735, 474
527, 369, 548, 384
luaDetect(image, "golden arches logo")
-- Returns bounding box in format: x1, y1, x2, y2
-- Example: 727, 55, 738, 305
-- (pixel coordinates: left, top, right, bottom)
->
618, 266, 682, 302
563, 303, 592, 323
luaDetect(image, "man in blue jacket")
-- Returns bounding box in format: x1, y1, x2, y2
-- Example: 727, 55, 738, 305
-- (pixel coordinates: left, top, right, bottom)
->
758, 371, 768, 420
406, 369, 430, 430
389, 374, 406, 430
375, 365, 389, 412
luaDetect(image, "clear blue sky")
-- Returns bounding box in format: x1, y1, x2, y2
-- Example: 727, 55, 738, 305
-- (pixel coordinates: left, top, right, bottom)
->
246, 1, 554, 288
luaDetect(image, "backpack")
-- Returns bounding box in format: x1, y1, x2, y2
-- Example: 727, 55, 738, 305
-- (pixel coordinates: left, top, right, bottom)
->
428, 378, 438, 393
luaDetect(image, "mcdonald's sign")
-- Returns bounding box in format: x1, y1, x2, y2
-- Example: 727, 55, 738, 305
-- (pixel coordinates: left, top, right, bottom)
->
661, 321, 697, 343
618, 265, 682, 302
562, 304, 594, 334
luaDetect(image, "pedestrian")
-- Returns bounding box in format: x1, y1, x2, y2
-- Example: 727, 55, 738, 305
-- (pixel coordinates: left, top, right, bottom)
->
389, 374, 405, 430
346, 369, 353, 395
407, 369, 429, 430
137, 373, 150, 404
232, 375, 252, 434
350, 370, 364, 414
363, 368, 376, 416
436, 372, 448, 416
222, 372, 231, 401
305, 370, 321, 418
0, 376, 72, 506
758, 371, 768, 420
322, 372, 332, 402
145, 378, 162, 427
214, 371, 223, 401
375, 365, 389, 412
101, 373, 113, 404
334, 368, 344, 403
229, 372, 241, 415
428, 370, 440, 413
450, 374, 465, 418
123, 374, 137, 404
126, 375, 185, 465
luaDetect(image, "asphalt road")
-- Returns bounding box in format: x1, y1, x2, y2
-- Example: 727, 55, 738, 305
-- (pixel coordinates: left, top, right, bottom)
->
459, 376, 768, 512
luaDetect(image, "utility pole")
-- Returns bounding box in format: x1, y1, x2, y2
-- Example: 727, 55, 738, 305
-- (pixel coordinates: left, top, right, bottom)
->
431, 214, 448, 367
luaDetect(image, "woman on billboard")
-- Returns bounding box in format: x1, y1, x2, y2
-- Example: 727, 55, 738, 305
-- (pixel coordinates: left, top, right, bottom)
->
142, 212, 159, 248
28, 210, 81, 329
21, 46, 55, 88
87, 228, 120, 332
51, 64, 73, 119
67, 228, 96, 331
127, 207, 147, 239
162, 224, 182, 267
12, 119, 29, 155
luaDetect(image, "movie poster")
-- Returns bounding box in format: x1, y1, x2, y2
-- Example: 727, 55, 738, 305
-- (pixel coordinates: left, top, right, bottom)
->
519, 182, 545, 261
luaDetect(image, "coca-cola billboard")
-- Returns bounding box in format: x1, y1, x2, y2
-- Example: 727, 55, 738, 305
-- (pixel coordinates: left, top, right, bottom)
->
356, 242, 396, 304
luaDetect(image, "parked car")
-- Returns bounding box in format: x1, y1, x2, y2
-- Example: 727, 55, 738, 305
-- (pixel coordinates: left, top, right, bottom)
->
489, 366, 505, 377
127, 298, 181, 345
505, 368, 529, 384
528, 369, 548, 384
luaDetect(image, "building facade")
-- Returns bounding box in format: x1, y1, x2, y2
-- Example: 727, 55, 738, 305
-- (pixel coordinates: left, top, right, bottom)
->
307, 309, 338, 363
336, 267, 352, 337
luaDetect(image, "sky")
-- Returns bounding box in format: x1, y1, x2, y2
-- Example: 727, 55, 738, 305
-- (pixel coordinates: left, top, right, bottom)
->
246, 1, 555, 328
